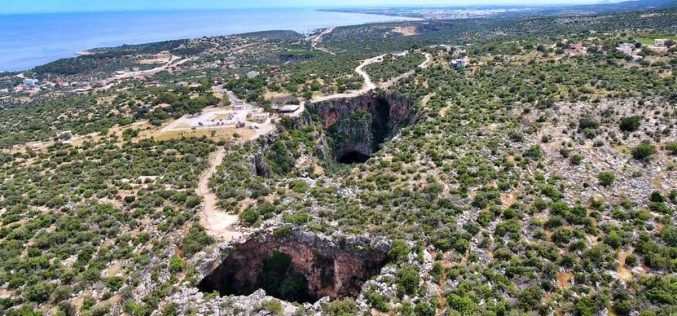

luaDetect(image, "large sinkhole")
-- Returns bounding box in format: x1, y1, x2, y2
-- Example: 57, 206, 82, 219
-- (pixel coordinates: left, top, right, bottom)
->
314, 92, 416, 165
197, 232, 390, 303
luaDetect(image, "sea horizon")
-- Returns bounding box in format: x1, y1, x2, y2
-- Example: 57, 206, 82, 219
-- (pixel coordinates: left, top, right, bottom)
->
0, 8, 419, 72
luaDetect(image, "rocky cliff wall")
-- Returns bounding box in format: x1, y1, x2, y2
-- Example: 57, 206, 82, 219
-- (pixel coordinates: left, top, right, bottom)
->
197, 230, 391, 303
309, 92, 416, 162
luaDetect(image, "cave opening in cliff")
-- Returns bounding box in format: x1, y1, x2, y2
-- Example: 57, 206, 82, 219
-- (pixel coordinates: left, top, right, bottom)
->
197, 232, 390, 303
338, 151, 371, 164
371, 97, 392, 150
320, 93, 414, 165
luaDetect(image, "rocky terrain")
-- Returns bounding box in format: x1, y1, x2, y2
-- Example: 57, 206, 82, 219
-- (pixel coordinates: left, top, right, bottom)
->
0, 7, 675, 316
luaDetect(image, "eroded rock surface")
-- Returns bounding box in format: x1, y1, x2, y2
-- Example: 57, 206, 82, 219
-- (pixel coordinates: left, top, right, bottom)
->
310, 92, 416, 163
197, 230, 391, 303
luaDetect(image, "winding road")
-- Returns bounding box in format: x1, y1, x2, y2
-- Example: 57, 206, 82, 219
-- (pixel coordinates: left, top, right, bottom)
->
94, 55, 194, 92
311, 51, 431, 103
381, 52, 432, 89
308, 27, 336, 55
197, 51, 433, 240
311, 54, 384, 103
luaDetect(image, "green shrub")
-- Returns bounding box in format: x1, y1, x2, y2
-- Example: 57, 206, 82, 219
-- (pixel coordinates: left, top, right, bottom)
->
579, 116, 600, 130
414, 302, 436, 316
576, 296, 597, 316
365, 287, 390, 311
448, 294, 478, 314
260, 299, 284, 315
169, 256, 185, 273
598, 171, 615, 186
240, 209, 259, 226
518, 286, 544, 309
666, 142, 677, 155
570, 154, 584, 165
107, 276, 124, 291
619, 116, 642, 132
323, 298, 357, 316
631, 143, 656, 160
182, 225, 213, 256
388, 240, 409, 263
396, 266, 420, 296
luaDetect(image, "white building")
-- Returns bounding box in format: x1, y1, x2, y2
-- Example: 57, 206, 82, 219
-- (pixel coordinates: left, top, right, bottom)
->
616, 43, 634, 55
249, 112, 270, 123
453, 57, 469, 69
23, 78, 39, 86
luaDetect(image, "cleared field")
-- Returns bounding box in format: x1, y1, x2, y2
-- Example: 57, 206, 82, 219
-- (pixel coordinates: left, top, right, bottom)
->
152, 127, 254, 142
635, 34, 676, 45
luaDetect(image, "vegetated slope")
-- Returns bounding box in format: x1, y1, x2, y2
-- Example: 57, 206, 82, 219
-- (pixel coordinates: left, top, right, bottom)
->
0, 7, 675, 316
324, 9, 677, 54
208, 11, 676, 315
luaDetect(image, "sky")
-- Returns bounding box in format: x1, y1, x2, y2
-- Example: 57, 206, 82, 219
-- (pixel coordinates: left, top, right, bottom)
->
0, 0, 611, 14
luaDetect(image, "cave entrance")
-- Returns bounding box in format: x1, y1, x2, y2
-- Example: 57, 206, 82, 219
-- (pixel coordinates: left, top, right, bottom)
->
338, 151, 371, 164
312, 92, 416, 166
197, 232, 390, 303
256, 252, 314, 302
371, 97, 391, 150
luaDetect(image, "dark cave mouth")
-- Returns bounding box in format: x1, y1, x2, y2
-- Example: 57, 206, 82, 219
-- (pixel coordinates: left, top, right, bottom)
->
196, 234, 390, 304
330, 95, 414, 165
338, 151, 371, 164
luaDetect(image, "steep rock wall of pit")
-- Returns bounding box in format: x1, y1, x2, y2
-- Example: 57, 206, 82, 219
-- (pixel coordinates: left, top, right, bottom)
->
198, 230, 391, 302
309, 92, 416, 162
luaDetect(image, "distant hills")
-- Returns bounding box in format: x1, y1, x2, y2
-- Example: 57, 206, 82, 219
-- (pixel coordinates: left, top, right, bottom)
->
323, 0, 677, 19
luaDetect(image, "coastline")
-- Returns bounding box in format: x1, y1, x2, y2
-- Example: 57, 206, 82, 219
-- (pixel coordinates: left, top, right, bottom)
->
0, 9, 419, 72
317, 8, 424, 19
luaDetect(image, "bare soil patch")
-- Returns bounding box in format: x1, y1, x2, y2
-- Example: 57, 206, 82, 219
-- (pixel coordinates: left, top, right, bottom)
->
392, 26, 418, 36
557, 271, 573, 289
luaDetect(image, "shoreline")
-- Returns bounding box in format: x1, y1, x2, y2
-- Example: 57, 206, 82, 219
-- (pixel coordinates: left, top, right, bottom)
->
317, 8, 423, 19
0, 9, 420, 72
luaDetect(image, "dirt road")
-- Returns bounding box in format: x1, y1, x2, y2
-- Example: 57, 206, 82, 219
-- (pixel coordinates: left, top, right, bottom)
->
197, 148, 243, 241
195, 52, 431, 238
94, 55, 193, 92
380, 52, 432, 89
308, 27, 336, 55
311, 54, 385, 103
312, 52, 431, 103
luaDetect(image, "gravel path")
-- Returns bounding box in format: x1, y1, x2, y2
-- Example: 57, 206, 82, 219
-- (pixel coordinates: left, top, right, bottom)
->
197, 147, 243, 241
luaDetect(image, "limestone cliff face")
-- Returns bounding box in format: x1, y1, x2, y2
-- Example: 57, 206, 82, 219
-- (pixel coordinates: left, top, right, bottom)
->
311, 92, 415, 130
309, 92, 416, 161
250, 92, 415, 174
197, 230, 391, 302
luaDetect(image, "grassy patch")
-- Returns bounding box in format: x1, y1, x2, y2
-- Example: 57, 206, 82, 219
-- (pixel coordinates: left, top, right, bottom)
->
153, 127, 252, 141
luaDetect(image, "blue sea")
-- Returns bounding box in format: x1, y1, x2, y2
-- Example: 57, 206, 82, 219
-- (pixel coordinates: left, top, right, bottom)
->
0, 9, 417, 72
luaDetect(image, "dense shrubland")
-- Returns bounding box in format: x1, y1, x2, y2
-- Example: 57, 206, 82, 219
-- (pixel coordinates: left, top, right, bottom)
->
1, 7, 675, 315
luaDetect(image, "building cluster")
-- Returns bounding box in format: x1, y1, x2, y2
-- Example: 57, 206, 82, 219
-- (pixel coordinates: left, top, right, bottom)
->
616, 38, 673, 60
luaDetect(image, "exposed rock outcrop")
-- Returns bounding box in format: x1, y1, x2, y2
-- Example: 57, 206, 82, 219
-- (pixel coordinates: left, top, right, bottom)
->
252, 153, 269, 177
310, 91, 416, 163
